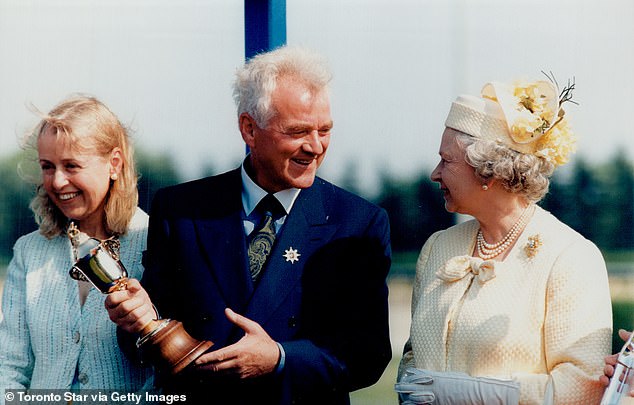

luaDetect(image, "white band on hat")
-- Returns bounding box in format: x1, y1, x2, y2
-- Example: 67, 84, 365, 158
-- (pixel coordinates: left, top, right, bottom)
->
444, 94, 536, 154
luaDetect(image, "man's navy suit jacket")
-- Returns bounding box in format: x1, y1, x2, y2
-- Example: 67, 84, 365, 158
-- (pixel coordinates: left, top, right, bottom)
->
141, 168, 392, 404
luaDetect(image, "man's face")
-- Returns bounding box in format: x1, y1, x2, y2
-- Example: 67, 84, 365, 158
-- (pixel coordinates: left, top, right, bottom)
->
243, 76, 333, 193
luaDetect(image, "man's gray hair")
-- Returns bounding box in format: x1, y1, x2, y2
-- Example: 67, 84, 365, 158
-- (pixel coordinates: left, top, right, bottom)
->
233, 46, 332, 127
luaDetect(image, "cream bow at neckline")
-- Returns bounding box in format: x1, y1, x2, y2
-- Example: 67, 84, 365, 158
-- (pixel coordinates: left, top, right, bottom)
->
436, 255, 497, 284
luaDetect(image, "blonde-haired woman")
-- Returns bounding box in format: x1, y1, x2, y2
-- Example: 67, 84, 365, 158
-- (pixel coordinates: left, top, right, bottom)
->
396, 78, 612, 404
0, 95, 152, 395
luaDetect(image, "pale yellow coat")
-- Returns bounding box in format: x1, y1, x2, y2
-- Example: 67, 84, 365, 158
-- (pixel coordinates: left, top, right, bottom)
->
400, 206, 612, 405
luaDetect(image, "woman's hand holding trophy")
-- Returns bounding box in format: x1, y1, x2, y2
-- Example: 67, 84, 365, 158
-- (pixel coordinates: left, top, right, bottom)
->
69, 229, 213, 374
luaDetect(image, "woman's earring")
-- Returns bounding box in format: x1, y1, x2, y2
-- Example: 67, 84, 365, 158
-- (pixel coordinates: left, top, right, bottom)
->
111, 173, 118, 181
481, 184, 488, 191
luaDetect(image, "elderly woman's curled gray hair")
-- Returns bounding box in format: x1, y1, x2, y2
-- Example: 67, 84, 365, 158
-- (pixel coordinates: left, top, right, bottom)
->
455, 133, 555, 202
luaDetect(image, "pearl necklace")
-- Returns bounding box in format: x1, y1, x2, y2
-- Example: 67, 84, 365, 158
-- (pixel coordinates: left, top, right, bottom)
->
476, 205, 534, 260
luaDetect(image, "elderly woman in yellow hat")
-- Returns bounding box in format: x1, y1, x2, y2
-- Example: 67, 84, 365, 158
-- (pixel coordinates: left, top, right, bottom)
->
396, 77, 612, 404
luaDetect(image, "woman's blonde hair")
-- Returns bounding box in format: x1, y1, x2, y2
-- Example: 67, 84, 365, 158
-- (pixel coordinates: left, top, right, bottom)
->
25, 95, 138, 238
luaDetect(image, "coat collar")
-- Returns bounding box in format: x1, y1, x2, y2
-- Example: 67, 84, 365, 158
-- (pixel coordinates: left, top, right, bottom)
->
240, 163, 301, 217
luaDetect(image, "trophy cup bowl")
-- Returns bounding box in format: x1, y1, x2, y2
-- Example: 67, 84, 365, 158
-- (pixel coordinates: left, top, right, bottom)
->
70, 237, 213, 374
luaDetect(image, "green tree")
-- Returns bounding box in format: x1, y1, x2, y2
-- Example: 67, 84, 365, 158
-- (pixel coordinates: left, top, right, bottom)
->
136, 150, 181, 212
337, 161, 362, 197
596, 151, 634, 250
0, 151, 38, 262
540, 170, 574, 229
375, 169, 453, 253
543, 158, 603, 243
542, 152, 634, 251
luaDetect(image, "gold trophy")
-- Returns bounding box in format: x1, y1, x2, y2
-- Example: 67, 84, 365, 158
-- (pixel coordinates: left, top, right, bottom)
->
68, 224, 213, 374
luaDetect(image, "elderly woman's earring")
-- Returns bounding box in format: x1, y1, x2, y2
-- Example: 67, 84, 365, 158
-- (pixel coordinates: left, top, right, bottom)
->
481, 184, 489, 191
111, 173, 118, 181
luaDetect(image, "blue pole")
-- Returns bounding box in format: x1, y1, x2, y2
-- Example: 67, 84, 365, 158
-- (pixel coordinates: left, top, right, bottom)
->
244, 0, 287, 60
243, 0, 287, 153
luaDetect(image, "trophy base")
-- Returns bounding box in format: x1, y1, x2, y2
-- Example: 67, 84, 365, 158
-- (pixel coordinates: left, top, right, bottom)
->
170, 338, 214, 375
138, 319, 213, 375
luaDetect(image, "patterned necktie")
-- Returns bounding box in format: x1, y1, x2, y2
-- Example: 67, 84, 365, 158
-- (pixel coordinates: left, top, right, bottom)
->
247, 194, 285, 282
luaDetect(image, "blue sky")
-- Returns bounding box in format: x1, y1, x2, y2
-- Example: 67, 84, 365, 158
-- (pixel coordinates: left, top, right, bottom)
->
1, 0, 633, 195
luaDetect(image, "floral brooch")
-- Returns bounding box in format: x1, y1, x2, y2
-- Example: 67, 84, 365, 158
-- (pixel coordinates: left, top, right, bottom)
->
524, 234, 543, 258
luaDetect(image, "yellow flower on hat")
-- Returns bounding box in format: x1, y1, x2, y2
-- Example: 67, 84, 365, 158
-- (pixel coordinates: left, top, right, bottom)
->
511, 108, 546, 143
446, 73, 577, 167
508, 80, 559, 144
535, 116, 576, 166
481, 75, 577, 167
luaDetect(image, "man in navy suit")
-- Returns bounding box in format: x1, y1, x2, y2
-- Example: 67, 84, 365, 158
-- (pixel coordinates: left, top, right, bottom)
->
106, 46, 391, 404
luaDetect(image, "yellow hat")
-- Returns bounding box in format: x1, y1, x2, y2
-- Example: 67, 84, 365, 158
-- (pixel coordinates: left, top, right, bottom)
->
445, 77, 577, 166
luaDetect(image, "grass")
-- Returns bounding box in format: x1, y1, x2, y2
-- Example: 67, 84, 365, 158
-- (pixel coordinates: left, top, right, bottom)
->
604, 250, 634, 263
351, 357, 400, 405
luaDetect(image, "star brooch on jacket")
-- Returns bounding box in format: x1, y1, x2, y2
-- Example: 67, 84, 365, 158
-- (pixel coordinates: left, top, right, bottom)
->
283, 247, 301, 264
524, 234, 543, 258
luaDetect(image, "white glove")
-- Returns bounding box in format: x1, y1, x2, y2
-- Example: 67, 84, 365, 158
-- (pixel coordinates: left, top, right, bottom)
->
395, 368, 520, 405
395, 367, 436, 405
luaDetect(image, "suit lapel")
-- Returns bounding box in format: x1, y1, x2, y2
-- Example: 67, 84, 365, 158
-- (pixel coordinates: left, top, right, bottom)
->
245, 182, 338, 324
196, 214, 253, 313
194, 170, 253, 313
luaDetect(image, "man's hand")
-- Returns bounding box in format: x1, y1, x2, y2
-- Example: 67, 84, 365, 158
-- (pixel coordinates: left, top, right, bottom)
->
600, 353, 620, 386
600, 329, 632, 391
104, 278, 156, 334
194, 308, 280, 379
